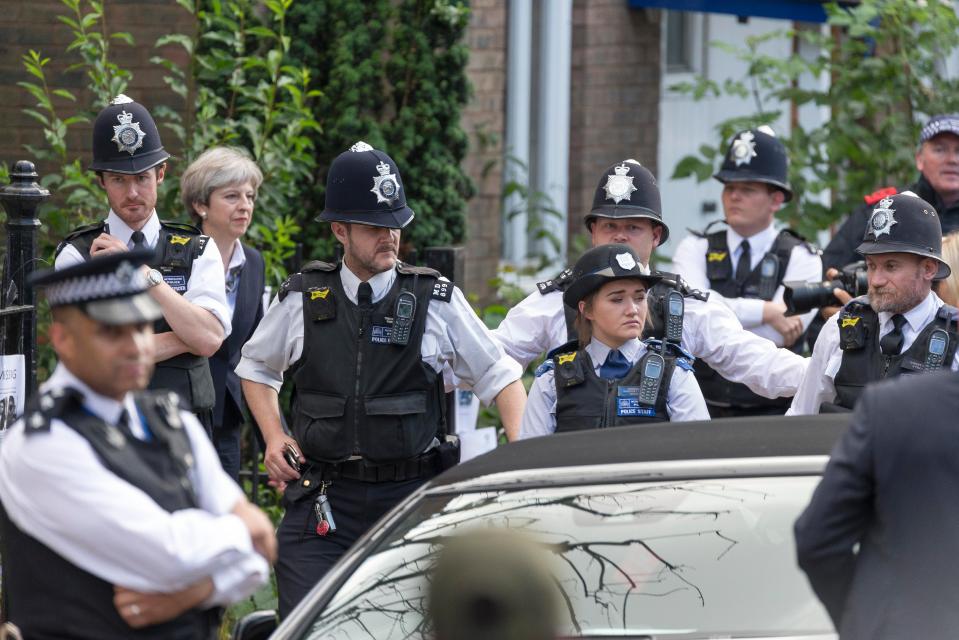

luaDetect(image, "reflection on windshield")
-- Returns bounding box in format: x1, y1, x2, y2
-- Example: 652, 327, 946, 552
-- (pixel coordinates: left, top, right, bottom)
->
306, 477, 834, 639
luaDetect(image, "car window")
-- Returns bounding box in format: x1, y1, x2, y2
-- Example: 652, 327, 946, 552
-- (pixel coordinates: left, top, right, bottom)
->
302, 477, 833, 639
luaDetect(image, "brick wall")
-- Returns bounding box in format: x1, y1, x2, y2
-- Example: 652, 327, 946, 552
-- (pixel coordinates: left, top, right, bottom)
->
568, 1, 661, 248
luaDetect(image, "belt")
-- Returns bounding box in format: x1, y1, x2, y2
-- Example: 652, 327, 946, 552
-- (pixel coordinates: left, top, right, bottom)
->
312, 450, 441, 483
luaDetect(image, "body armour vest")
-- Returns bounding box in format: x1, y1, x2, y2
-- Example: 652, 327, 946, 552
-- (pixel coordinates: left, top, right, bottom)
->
694, 228, 808, 410
57, 221, 216, 412
285, 261, 449, 463
551, 342, 681, 432
0, 389, 216, 640
827, 297, 959, 412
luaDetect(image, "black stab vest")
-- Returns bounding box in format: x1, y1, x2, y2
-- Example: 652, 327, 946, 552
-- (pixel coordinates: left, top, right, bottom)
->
286, 261, 447, 463
827, 298, 959, 412
0, 389, 216, 640
693, 228, 805, 410
552, 344, 674, 431
57, 221, 216, 411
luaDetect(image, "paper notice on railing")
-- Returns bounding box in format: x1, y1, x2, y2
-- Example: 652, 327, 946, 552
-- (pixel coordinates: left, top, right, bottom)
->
0, 354, 25, 442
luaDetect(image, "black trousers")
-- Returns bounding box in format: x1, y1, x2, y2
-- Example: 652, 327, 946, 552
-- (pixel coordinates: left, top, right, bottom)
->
275, 475, 432, 618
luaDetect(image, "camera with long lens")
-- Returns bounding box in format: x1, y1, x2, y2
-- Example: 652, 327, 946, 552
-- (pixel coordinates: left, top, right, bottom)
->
784, 261, 868, 316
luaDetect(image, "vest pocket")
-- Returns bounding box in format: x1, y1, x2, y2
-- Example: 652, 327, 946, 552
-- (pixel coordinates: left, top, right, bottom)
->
294, 391, 349, 460
362, 391, 430, 461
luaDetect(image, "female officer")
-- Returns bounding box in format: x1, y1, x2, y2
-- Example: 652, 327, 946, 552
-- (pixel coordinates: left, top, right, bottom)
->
519, 244, 709, 439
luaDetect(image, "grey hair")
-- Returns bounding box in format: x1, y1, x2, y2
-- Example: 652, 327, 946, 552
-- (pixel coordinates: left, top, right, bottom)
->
179, 147, 263, 224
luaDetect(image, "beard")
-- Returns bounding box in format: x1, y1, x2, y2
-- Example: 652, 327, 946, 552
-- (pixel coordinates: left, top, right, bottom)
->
869, 269, 928, 314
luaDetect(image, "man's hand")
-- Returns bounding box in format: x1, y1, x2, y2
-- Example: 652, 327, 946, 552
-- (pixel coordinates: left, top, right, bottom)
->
113, 579, 213, 628
89, 233, 129, 257
763, 301, 805, 347
263, 433, 304, 491
233, 499, 278, 564
819, 268, 853, 319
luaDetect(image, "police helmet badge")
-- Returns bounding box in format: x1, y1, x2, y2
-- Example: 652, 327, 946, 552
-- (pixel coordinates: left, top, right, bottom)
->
615, 251, 637, 270
371, 160, 401, 205
350, 140, 374, 153
602, 163, 637, 204
730, 131, 757, 167
868, 197, 898, 239
109, 95, 147, 156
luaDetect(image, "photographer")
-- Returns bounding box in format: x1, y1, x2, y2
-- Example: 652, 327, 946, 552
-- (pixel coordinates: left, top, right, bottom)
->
787, 192, 959, 415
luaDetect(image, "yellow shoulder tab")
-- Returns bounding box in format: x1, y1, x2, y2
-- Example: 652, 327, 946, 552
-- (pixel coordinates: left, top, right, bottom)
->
707, 251, 727, 262
169, 235, 191, 246
556, 352, 576, 365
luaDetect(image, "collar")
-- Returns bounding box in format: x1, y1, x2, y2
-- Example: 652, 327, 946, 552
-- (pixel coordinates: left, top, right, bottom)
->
584, 337, 645, 371
106, 210, 161, 248
339, 262, 396, 304
878, 290, 942, 334
227, 239, 247, 271
41, 364, 143, 435
726, 222, 778, 254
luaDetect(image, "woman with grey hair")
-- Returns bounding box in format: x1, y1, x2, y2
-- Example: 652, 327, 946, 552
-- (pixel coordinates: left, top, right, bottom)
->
181, 146, 266, 480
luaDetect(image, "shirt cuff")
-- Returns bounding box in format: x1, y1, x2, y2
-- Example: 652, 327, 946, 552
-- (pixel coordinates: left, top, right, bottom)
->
235, 357, 284, 393
204, 553, 270, 607
469, 356, 522, 406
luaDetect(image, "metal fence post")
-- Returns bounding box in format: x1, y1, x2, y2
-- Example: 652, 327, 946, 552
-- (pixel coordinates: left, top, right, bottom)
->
0, 161, 49, 400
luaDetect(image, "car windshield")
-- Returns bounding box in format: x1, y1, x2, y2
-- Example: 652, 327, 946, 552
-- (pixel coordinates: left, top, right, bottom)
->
302, 476, 833, 639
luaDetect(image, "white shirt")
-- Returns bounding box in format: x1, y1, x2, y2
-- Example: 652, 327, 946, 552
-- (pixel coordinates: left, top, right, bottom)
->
494, 286, 807, 399
672, 223, 822, 346
56, 210, 232, 337
236, 263, 522, 406
224, 238, 247, 317
0, 364, 268, 606
519, 338, 711, 439
787, 291, 959, 415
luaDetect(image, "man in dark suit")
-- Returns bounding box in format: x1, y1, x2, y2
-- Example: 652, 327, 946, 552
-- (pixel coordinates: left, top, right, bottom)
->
795, 369, 959, 638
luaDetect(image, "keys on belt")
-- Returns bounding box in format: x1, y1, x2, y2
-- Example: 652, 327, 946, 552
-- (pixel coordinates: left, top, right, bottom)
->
314, 481, 336, 536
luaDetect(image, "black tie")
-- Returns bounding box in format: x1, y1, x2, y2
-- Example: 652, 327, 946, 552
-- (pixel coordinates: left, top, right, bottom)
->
880, 314, 908, 356
357, 281, 373, 309
130, 230, 146, 249
735, 239, 751, 284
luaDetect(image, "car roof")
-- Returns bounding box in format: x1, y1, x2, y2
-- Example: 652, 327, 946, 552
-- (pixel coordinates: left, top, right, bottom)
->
433, 413, 850, 488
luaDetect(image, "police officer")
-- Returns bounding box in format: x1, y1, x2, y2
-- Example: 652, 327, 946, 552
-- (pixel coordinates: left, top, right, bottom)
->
788, 192, 959, 414
55, 95, 230, 431
672, 127, 822, 416
0, 251, 272, 639
496, 158, 807, 439
520, 244, 708, 438
236, 141, 525, 617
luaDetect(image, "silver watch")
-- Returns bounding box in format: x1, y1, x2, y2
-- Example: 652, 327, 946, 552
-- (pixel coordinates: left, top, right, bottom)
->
146, 268, 164, 288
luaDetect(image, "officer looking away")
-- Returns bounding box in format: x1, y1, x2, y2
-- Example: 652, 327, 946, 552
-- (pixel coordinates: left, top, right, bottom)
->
519, 244, 708, 439
788, 192, 959, 414
495, 158, 808, 439
672, 128, 821, 416
237, 141, 525, 617
0, 251, 273, 639
55, 95, 230, 432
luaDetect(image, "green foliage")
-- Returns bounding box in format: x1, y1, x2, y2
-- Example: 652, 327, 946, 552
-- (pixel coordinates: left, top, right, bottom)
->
670, 0, 959, 238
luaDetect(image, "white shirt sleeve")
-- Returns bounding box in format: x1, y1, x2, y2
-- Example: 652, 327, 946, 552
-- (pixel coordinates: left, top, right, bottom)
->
670, 234, 710, 291
493, 289, 569, 368
184, 236, 232, 338
426, 284, 523, 406
748, 244, 823, 346
665, 365, 711, 421
786, 313, 842, 415
682, 297, 808, 398
518, 370, 557, 439
0, 419, 268, 603
54, 243, 85, 269
236, 292, 304, 392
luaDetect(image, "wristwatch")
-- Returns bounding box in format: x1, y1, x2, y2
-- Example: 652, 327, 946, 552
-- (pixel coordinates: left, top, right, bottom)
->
145, 268, 164, 288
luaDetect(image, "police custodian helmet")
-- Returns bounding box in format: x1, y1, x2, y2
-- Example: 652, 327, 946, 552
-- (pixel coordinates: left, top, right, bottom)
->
563, 243, 663, 309
318, 141, 414, 229
856, 191, 951, 279
90, 95, 170, 175
586, 159, 669, 243
714, 126, 793, 202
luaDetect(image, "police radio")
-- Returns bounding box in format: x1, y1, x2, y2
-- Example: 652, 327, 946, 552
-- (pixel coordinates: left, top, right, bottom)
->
664, 290, 684, 344
924, 329, 949, 371
757, 254, 780, 300
390, 290, 417, 346
637, 352, 666, 405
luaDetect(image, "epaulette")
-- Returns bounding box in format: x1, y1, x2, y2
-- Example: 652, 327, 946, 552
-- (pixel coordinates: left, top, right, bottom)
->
686, 219, 727, 239
777, 228, 821, 255
278, 273, 304, 301
534, 360, 555, 377
546, 339, 579, 361
62, 221, 107, 242
657, 271, 709, 302
937, 303, 959, 323
196, 235, 210, 255
537, 267, 574, 295
142, 390, 186, 430
396, 262, 442, 278
864, 186, 897, 205
644, 338, 695, 371
22, 387, 84, 436
301, 260, 338, 273
159, 220, 202, 235
431, 279, 453, 303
